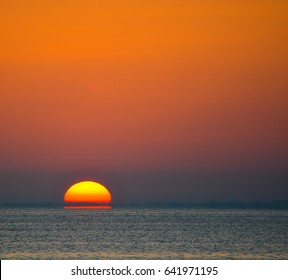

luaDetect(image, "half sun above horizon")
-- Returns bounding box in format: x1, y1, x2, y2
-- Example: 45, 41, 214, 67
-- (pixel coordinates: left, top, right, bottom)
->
64, 181, 112, 205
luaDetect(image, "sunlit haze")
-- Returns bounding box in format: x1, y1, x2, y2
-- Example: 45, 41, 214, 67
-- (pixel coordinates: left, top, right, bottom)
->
0, 0, 287, 203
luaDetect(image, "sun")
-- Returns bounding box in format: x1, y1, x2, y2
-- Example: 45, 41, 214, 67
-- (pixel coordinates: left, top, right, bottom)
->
64, 181, 112, 205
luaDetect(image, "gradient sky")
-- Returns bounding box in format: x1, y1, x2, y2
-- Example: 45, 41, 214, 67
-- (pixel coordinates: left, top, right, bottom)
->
0, 0, 287, 203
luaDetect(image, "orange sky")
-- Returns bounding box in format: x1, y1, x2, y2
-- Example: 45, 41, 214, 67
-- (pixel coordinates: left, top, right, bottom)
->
1, 0, 288, 171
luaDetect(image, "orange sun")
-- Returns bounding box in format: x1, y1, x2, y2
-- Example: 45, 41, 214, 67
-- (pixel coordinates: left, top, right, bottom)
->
64, 181, 112, 206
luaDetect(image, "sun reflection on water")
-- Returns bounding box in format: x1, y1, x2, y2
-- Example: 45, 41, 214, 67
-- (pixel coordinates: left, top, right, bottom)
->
64, 205, 112, 209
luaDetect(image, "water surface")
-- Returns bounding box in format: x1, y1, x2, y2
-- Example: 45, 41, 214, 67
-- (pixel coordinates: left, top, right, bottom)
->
1, 208, 287, 259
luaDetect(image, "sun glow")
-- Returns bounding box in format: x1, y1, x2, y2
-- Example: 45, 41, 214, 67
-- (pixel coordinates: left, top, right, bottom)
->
64, 181, 112, 205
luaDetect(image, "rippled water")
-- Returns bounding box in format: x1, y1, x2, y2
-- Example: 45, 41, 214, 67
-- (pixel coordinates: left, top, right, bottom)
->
1, 208, 287, 259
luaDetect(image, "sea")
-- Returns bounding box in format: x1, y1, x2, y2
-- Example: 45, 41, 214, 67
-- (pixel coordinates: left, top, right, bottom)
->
1, 207, 287, 259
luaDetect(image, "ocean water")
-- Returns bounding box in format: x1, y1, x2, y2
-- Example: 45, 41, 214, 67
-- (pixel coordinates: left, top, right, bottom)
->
1, 207, 287, 259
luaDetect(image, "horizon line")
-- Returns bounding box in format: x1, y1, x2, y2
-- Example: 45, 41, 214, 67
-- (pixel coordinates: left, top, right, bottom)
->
1, 200, 288, 209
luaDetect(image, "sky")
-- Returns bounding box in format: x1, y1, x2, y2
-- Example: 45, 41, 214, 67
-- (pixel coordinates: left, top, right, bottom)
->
0, 0, 288, 203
